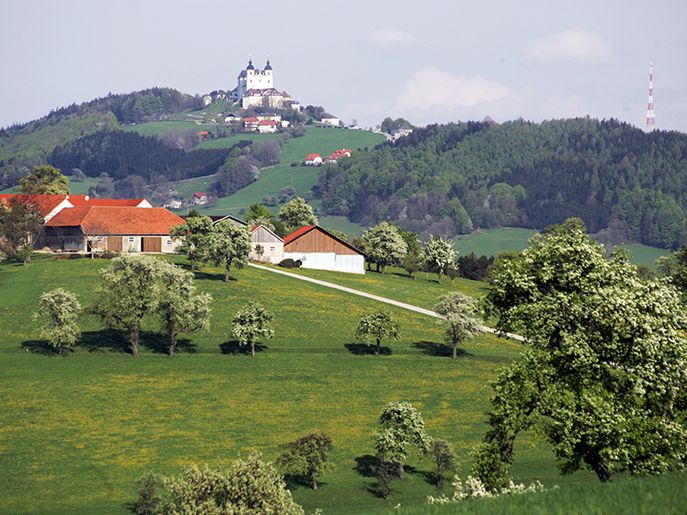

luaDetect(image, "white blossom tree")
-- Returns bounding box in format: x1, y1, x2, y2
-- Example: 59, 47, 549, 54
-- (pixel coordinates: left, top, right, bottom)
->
232, 301, 274, 356
279, 197, 318, 230
423, 235, 457, 282
434, 292, 482, 359
33, 288, 81, 355
209, 221, 252, 282
362, 222, 408, 273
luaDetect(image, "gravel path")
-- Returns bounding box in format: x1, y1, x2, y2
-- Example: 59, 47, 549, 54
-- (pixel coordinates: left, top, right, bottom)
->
248, 263, 524, 342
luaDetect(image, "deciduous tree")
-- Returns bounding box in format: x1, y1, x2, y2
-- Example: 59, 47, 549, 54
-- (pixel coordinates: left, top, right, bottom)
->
373, 402, 430, 479
279, 197, 318, 230
355, 311, 400, 356
362, 222, 407, 273
477, 218, 687, 488
429, 438, 457, 487
170, 215, 214, 271
93, 255, 164, 356
19, 165, 69, 195
232, 301, 274, 356
33, 288, 81, 355
434, 292, 482, 359
0, 196, 44, 265
157, 264, 212, 356
424, 235, 457, 282
209, 221, 251, 282
278, 433, 334, 490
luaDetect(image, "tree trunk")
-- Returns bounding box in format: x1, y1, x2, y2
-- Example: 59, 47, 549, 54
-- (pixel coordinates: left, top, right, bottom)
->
589, 455, 613, 482
375, 338, 380, 356
191, 257, 196, 271
168, 332, 176, 356
452, 342, 458, 359
376, 262, 380, 273
251, 338, 255, 356
398, 463, 404, 479
130, 326, 140, 357
312, 474, 318, 490
225, 265, 230, 282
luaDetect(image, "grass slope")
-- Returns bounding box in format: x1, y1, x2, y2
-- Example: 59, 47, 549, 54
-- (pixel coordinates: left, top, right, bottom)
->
122, 120, 211, 136
454, 228, 670, 269
185, 128, 383, 216
0, 256, 547, 514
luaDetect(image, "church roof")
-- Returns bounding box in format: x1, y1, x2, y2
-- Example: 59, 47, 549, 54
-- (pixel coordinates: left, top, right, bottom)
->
264, 59, 272, 70
246, 59, 254, 70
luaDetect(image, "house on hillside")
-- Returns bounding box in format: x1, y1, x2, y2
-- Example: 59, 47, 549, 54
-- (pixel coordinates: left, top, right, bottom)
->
304, 153, 323, 166
43, 206, 185, 253
257, 120, 278, 134
283, 225, 365, 274
243, 117, 259, 131
320, 115, 341, 127
191, 192, 208, 205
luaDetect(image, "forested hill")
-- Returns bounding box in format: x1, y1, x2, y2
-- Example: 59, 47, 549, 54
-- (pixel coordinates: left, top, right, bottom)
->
0, 88, 200, 186
316, 118, 687, 249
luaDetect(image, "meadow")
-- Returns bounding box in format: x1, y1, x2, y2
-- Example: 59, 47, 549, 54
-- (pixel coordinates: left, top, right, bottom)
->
1, 256, 685, 513
454, 227, 669, 269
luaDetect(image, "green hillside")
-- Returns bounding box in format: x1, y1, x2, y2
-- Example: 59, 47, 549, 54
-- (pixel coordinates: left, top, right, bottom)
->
179, 127, 384, 216
122, 120, 210, 136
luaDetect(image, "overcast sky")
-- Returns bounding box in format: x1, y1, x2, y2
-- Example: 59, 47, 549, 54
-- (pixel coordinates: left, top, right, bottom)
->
2, 0, 686, 131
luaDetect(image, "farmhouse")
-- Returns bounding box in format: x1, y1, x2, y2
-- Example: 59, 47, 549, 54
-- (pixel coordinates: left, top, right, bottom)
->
249, 224, 284, 263
44, 206, 184, 253
0, 194, 150, 222
283, 225, 365, 274
304, 154, 323, 166
191, 192, 208, 205
257, 120, 278, 134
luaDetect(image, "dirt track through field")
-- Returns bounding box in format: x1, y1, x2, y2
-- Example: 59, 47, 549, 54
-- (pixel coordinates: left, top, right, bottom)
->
248, 263, 524, 342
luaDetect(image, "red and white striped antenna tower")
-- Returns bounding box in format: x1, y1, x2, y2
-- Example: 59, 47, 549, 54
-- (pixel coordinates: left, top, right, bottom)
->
645, 63, 656, 132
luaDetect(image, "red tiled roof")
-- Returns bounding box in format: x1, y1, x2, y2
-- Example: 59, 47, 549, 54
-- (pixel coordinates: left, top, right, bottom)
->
243, 117, 259, 123
306, 154, 321, 160
67, 195, 147, 207
283, 225, 316, 244
258, 120, 278, 126
192, 192, 207, 198
46, 207, 184, 235
0, 194, 69, 217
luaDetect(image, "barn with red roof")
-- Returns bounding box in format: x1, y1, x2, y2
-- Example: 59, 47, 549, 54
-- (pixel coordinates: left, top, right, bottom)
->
44, 206, 184, 253
283, 225, 365, 274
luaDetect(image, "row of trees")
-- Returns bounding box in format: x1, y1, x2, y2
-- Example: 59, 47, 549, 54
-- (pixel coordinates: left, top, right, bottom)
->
317, 118, 687, 248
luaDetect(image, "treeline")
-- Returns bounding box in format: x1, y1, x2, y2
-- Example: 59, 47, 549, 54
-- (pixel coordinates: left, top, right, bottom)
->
0, 88, 199, 137
316, 118, 687, 249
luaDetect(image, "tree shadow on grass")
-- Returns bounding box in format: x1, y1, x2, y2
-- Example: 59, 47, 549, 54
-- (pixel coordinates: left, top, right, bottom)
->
21, 340, 61, 356
412, 340, 473, 358
78, 329, 131, 353
344, 343, 391, 356
193, 271, 237, 282
354, 455, 377, 478
140, 333, 197, 355
283, 474, 328, 492
219, 340, 268, 355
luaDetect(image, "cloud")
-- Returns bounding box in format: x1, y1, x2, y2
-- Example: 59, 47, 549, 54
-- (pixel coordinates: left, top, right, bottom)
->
394, 67, 509, 111
384, 66, 587, 126
366, 28, 417, 49
525, 29, 612, 65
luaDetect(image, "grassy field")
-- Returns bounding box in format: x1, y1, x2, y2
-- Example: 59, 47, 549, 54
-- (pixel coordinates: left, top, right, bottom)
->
2, 177, 99, 195
454, 227, 670, 269
180, 127, 383, 216
122, 120, 213, 137
319, 215, 368, 236
1, 256, 685, 513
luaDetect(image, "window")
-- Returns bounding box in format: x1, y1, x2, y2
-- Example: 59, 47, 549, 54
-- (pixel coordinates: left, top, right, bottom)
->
270, 246, 275, 251
95, 236, 103, 242
128, 237, 135, 243
166, 239, 173, 245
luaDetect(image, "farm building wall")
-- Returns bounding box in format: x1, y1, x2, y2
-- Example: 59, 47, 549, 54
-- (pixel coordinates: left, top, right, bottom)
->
283, 228, 358, 255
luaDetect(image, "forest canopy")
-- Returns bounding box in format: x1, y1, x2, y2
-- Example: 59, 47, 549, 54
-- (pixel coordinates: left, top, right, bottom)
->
316, 118, 687, 249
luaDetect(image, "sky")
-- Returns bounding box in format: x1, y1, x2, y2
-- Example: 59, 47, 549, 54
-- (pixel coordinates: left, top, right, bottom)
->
1, 0, 686, 131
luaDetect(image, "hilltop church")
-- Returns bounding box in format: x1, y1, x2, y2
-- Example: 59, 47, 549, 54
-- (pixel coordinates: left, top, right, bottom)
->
229, 58, 300, 111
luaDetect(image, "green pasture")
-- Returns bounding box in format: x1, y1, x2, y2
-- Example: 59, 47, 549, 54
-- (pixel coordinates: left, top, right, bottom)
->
454, 227, 670, 269
319, 215, 368, 236
122, 120, 212, 137
1, 256, 685, 513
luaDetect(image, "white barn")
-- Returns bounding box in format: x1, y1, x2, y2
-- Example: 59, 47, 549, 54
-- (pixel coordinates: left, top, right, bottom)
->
283, 225, 366, 274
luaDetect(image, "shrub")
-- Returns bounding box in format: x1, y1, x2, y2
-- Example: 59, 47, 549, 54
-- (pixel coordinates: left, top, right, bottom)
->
278, 258, 301, 269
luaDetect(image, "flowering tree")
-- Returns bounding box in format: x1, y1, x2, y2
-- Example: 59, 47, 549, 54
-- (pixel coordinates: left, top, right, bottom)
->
209, 221, 251, 282
423, 236, 457, 282
169, 215, 214, 271
434, 292, 482, 359
373, 401, 430, 479
279, 197, 317, 230
33, 288, 81, 355
232, 301, 274, 356
476, 218, 687, 488
362, 222, 408, 273
278, 433, 334, 490
355, 311, 400, 356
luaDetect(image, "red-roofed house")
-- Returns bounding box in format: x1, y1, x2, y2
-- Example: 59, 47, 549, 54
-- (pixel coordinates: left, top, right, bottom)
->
0, 194, 73, 222
257, 120, 278, 134
67, 195, 152, 208
191, 192, 208, 205
243, 117, 259, 131
44, 206, 185, 253
304, 154, 322, 166
283, 225, 365, 274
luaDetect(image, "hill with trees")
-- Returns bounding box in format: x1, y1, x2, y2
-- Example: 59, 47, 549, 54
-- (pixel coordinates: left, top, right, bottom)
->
316, 118, 687, 249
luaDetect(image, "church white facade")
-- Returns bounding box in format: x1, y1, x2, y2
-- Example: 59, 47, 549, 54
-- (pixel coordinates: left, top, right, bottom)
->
229, 59, 300, 111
